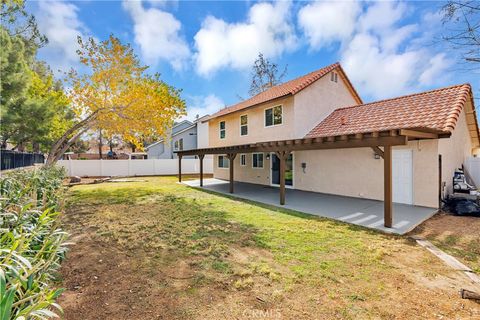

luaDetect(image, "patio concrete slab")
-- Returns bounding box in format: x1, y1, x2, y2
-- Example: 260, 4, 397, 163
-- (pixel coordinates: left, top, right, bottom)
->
183, 178, 437, 235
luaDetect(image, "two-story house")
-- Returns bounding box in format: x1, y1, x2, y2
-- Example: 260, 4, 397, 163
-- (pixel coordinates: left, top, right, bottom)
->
176, 62, 479, 229
146, 116, 209, 159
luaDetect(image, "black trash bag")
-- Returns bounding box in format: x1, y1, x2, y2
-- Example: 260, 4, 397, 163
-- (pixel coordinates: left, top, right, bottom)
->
443, 197, 480, 217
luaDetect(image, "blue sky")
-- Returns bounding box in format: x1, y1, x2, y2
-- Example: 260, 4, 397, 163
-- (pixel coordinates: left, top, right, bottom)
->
28, 0, 479, 120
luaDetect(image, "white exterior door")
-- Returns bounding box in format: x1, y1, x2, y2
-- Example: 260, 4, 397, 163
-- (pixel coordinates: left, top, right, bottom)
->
392, 149, 413, 204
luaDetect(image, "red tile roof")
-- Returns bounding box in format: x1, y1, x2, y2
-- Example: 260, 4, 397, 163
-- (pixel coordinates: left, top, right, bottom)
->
203, 62, 362, 121
305, 84, 476, 138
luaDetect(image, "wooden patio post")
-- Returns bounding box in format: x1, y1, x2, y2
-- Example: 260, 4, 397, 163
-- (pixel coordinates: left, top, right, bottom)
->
276, 150, 289, 205
227, 153, 236, 193
178, 155, 182, 183
199, 154, 205, 187
279, 153, 286, 205
384, 145, 392, 228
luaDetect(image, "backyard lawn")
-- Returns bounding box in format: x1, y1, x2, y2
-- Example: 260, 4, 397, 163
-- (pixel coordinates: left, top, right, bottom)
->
59, 176, 479, 319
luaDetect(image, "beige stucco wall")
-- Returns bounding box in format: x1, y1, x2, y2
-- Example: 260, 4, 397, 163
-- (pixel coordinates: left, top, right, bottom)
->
438, 108, 474, 196
214, 153, 272, 186
293, 140, 439, 208
208, 96, 295, 148
293, 72, 359, 137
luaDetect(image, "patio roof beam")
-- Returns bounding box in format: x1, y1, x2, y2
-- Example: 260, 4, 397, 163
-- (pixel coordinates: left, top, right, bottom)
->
399, 129, 438, 139
176, 133, 408, 157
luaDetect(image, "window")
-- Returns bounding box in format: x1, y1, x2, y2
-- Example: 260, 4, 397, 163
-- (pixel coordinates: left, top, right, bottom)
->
240, 115, 248, 136
178, 138, 183, 151
330, 72, 338, 83
219, 121, 226, 139
265, 105, 282, 127
252, 153, 264, 168
218, 155, 229, 168
173, 138, 184, 151
240, 154, 246, 166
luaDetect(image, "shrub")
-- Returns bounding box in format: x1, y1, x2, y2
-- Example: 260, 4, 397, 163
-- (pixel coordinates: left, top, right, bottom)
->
0, 167, 68, 319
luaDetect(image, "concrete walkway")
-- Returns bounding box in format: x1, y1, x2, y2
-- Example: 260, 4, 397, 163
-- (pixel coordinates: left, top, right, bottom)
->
183, 178, 437, 235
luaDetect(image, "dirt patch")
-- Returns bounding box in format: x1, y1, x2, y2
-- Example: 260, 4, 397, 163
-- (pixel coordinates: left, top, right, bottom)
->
410, 212, 480, 274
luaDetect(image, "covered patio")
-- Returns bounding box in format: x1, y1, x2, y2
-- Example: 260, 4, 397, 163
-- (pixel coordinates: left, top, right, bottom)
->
183, 178, 436, 234
176, 128, 443, 230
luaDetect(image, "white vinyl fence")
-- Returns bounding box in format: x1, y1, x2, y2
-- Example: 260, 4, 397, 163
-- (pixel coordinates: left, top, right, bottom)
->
465, 156, 480, 187
57, 157, 213, 177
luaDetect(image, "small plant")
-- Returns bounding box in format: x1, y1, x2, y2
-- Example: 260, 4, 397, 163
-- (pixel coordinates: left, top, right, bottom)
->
0, 167, 68, 319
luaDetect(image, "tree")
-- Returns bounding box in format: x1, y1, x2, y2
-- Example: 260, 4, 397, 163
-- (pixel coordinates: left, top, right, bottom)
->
249, 53, 287, 96
1, 1, 70, 152
45, 35, 186, 165
441, 1, 480, 66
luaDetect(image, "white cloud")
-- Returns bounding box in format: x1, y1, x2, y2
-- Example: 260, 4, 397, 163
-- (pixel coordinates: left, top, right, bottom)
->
299, 1, 453, 99
419, 53, 452, 86
181, 94, 225, 121
298, 1, 360, 49
36, 1, 90, 73
122, 0, 190, 70
194, 1, 297, 76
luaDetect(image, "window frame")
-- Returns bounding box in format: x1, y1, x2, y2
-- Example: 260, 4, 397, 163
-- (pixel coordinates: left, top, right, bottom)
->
218, 155, 229, 169
252, 153, 264, 169
330, 72, 338, 83
178, 138, 183, 151
240, 114, 248, 136
264, 105, 283, 128
219, 121, 226, 139
240, 154, 246, 166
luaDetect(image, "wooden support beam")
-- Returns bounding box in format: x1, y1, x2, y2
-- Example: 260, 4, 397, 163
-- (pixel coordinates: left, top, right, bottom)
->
399, 129, 438, 139
227, 153, 236, 193
384, 145, 392, 228
275, 150, 290, 205
372, 131, 379, 138
199, 154, 205, 187
178, 155, 182, 183
371, 146, 384, 159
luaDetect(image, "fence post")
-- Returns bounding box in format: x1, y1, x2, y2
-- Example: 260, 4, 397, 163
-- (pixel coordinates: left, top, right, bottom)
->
69, 158, 73, 176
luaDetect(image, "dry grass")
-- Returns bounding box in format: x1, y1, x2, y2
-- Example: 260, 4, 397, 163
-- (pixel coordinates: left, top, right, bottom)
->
58, 177, 480, 320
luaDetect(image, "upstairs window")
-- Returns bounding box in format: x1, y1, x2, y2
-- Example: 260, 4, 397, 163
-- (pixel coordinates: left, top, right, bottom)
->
218, 155, 229, 168
252, 153, 264, 168
330, 72, 338, 83
265, 105, 282, 127
240, 115, 248, 136
219, 121, 226, 139
240, 154, 246, 166
173, 138, 184, 151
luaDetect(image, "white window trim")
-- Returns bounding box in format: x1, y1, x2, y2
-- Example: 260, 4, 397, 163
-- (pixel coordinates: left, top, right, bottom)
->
252, 152, 264, 169
217, 155, 229, 169
239, 114, 248, 136
240, 154, 246, 166
264, 105, 283, 128
219, 121, 226, 139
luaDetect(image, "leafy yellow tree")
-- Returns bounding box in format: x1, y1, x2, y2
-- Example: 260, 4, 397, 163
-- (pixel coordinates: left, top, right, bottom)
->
46, 35, 186, 165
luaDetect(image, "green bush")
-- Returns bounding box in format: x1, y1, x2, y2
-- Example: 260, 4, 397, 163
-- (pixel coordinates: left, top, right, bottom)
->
0, 167, 68, 319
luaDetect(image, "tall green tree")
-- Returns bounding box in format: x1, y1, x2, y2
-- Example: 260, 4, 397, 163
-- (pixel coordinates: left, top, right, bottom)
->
1, 0, 70, 152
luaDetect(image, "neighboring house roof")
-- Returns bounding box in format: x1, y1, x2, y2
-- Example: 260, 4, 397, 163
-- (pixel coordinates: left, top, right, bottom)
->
305, 84, 479, 145
203, 62, 362, 121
